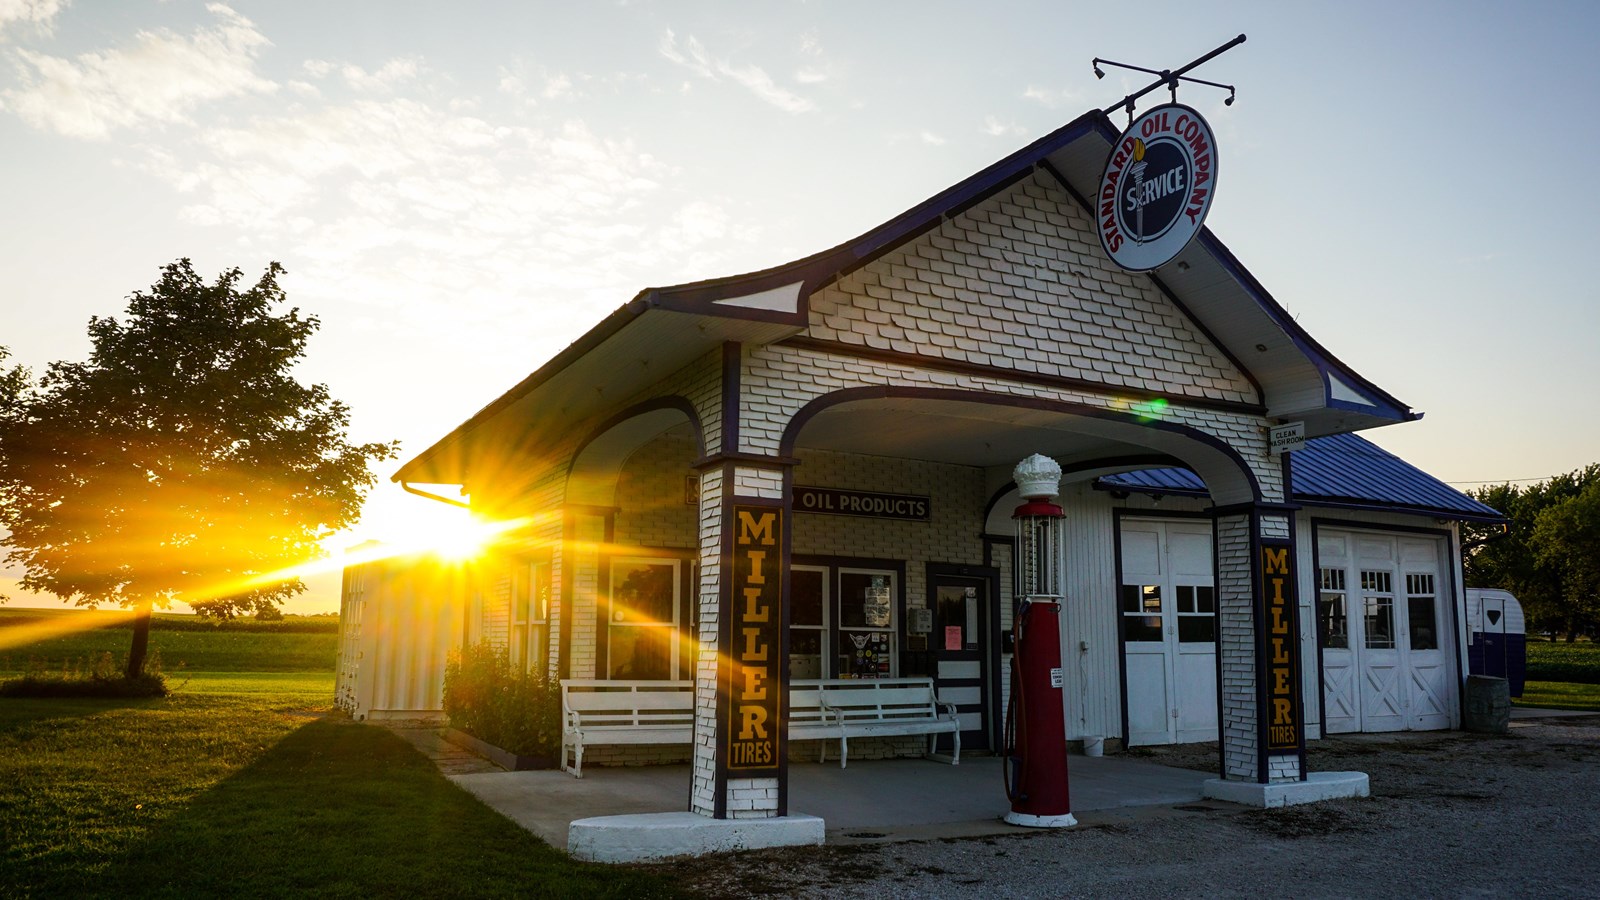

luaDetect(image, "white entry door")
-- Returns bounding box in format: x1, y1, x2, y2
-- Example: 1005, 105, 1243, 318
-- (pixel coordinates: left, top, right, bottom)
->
1318, 530, 1452, 734
1120, 519, 1217, 746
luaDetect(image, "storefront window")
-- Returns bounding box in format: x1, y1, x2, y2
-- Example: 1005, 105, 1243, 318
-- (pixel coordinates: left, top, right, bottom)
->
1361, 570, 1395, 650
789, 566, 827, 680
1121, 584, 1163, 643
1406, 573, 1438, 651
511, 559, 551, 675
1320, 567, 1348, 650
838, 569, 895, 678
608, 557, 682, 680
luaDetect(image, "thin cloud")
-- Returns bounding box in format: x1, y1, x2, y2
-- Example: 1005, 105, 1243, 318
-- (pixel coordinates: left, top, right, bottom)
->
658, 29, 813, 114
496, 63, 526, 97
340, 58, 420, 93
542, 72, 572, 100
497, 61, 577, 104
1022, 84, 1083, 109
138, 88, 757, 355
919, 130, 946, 146
0, 3, 274, 139
0, 0, 65, 40
794, 29, 836, 85
981, 115, 1029, 137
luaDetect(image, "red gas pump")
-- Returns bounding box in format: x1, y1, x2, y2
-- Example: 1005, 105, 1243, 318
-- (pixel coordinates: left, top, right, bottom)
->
1003, 455, 1076, 828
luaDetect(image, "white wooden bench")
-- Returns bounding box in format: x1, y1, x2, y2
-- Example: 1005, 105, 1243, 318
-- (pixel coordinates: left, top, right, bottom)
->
559, 676, 961, 776
791, 677, 961, 768
560, 679, 694, 778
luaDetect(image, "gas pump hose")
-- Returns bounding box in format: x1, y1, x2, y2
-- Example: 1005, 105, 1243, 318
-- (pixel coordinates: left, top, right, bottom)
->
1003, 598, 1029, 802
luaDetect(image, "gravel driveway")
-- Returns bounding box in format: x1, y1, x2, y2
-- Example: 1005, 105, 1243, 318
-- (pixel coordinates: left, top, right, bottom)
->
648, 715, 1600, 898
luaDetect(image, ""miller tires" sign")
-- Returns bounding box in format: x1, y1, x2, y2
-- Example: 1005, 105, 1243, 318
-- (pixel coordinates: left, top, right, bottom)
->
1095, 103, 1218, 272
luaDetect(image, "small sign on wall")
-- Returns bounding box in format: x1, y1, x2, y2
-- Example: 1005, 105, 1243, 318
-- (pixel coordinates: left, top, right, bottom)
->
1269, 422, 1305, 456
793, 486, 930, 520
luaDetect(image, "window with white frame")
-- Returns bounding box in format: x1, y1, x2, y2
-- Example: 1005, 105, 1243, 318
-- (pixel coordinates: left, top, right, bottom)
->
1320, 567, 1348, 649
837, 568, 897, 679
1121, 583, 1163, 642
1361, 569, 1396, 650
1175, 584, 1216, 642
511, 559, 551, 675
607, 556, 686, 680
789, 565, 828, 679
1405, 572, 1438, 651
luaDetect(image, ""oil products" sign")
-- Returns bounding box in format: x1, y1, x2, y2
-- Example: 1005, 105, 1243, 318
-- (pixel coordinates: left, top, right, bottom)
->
793, 486, 929, 521
725, 506, 784, 772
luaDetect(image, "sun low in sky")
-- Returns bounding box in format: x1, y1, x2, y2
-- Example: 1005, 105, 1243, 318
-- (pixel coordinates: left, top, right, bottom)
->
3, 2, 1598, 614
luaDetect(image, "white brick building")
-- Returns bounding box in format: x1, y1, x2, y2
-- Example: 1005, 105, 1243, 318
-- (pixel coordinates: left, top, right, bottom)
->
344, 108, 1502, 822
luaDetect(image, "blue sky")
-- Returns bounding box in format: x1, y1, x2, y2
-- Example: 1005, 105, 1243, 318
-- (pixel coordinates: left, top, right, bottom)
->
3, 1, 1597, 612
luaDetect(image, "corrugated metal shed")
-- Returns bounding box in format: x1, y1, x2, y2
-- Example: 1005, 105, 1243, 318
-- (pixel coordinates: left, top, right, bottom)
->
1097, 432, 1504, 521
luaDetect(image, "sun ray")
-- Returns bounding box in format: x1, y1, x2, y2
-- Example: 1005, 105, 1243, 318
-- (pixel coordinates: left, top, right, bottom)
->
0, 607, 142, 654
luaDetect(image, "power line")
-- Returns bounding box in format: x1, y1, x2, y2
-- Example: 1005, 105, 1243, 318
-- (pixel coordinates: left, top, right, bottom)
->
1444, 476, 1560, 486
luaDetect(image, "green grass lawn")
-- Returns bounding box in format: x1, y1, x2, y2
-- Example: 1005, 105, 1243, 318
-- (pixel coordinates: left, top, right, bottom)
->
0, 689, 679, 898
0, 610, 681, 897
1514, 680, 1600, 712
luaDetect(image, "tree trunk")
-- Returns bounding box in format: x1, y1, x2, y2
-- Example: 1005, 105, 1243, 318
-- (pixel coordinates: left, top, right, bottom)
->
126, 601, 153, 678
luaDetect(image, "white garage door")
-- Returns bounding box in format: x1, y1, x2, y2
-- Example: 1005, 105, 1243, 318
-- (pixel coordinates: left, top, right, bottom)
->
1318, 529, 1453, 734
1120, 518, 1217, 746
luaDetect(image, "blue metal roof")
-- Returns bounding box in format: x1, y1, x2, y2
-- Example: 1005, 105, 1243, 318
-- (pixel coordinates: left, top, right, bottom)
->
1097, 432, 1504, 522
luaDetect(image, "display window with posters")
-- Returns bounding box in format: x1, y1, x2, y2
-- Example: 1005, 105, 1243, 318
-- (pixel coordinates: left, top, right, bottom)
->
787, 561, 900, 680
837, 567, 897, 679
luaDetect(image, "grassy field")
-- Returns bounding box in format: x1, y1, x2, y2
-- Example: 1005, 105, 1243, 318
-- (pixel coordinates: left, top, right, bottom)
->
1525, 639, 1600, 684
0, 608, 337, 675
1512, 640, 1600, 710
0, 610, 679, 898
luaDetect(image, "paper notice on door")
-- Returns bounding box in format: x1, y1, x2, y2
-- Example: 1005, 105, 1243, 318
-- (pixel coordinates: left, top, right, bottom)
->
944, 626, 962, 651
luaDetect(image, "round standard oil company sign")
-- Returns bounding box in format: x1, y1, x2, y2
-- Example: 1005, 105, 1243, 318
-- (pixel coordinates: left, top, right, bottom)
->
1096, 103, 1218, 272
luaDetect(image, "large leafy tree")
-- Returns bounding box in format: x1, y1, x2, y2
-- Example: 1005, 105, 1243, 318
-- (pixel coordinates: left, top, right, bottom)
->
1465, 465, 1600, 639
0, 261, 396, 676
1530, 477, 1600, 638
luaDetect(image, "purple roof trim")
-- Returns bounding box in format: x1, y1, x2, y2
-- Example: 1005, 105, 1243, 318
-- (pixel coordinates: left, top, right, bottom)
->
1098, 432, 1503, 521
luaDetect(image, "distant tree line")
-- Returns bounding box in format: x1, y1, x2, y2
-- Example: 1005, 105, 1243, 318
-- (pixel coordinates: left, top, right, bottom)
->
1464, 465, 1600, 641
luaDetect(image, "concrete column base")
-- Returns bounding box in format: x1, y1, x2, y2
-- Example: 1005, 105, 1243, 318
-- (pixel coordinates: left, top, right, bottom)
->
1202, 771, 1369, 808
568, 811, 825, 863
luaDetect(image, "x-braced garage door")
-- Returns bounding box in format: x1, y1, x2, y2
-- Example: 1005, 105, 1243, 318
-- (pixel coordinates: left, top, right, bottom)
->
1317, 529, 1454, 733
